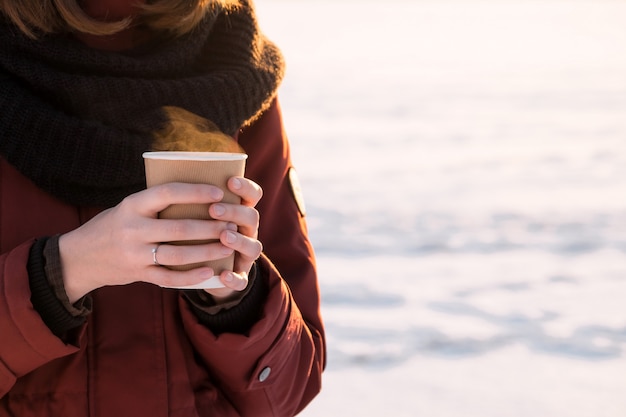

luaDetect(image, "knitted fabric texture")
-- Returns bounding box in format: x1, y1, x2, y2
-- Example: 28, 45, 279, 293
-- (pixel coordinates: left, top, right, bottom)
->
0, 0, 284, 207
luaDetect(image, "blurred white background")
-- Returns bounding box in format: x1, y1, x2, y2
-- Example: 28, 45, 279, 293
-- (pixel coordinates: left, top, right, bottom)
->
257, 1, 626, 416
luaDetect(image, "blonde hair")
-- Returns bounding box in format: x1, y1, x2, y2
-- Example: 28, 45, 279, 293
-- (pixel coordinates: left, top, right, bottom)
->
0, 0, 239, 38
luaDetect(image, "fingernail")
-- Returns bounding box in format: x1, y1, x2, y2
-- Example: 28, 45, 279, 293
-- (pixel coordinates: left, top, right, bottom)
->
224, 272, 234, 282
231, 178, 242, 190
227, 222, 238, 231
225, 231, 237, 243
212, 204, 226, 216
210, 187, 224, 200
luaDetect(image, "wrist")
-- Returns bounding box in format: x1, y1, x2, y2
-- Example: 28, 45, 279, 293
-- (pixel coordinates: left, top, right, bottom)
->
183, 263, 266, 334
58, 232, 95, 303
208, 288, 242, 304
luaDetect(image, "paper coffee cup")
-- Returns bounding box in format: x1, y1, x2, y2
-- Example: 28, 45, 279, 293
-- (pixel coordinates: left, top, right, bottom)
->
143, 151, 247, 289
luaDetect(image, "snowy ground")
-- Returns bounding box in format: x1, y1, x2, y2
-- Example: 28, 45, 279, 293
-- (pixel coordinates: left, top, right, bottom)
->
256, 1, 626, 416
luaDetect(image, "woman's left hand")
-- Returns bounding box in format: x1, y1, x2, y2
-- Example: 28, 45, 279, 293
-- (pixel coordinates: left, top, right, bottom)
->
205, 176, 263, 301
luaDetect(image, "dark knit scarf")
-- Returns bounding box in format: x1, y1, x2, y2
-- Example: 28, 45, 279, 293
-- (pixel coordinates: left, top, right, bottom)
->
0, 1, 284, 207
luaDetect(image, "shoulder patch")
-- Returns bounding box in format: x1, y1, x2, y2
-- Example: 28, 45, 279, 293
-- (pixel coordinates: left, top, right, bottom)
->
288, 167, 306, 216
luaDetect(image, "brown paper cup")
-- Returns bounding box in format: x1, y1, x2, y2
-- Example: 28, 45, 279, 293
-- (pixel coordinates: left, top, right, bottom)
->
143, 151, 247, 289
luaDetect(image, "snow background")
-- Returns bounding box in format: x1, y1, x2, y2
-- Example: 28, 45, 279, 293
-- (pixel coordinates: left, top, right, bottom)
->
255, 1, 626, 416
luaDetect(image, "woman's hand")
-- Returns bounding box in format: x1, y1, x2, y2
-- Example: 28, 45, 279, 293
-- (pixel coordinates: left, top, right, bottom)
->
205, 176, 263, 302
58, 182, 239, 303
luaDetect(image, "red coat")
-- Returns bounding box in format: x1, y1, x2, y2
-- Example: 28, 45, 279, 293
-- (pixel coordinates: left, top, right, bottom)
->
0, 100, 325, 416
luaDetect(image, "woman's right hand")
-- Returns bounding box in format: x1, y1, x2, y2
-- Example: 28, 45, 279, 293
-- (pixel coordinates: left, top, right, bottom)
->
58, 183, 234, 303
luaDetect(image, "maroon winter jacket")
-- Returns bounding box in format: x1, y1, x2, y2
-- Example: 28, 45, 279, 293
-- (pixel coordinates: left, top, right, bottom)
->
0, 100, 325, 416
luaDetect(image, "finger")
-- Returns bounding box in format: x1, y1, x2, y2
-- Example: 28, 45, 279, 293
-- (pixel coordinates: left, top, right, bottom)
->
148, 218, 236, 244
228, 177, 263, 207
150, 242, 234, 268
126, 183, 224, 216
220, 230, 262, 265
219, 270, 250, 292
209, 203, 259, 238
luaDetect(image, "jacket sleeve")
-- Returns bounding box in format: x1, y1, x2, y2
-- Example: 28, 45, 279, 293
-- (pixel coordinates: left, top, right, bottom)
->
178, 98, 326, 416
0, 240, 83, 398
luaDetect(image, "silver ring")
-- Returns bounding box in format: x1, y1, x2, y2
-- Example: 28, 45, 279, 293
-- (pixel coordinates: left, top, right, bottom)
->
152, 243, 162, 266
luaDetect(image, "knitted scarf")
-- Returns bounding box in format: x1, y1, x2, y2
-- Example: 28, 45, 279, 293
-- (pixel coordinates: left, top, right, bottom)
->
0, 1, 284, 207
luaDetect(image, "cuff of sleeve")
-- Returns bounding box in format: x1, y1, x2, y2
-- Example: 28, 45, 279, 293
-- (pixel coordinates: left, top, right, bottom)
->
28, 237, 89, 339
43, 235, 92, 317
183, 262, 268, 335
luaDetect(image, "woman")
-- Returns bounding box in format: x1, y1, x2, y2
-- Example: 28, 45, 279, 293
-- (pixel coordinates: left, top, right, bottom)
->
0, 0, 325, 416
